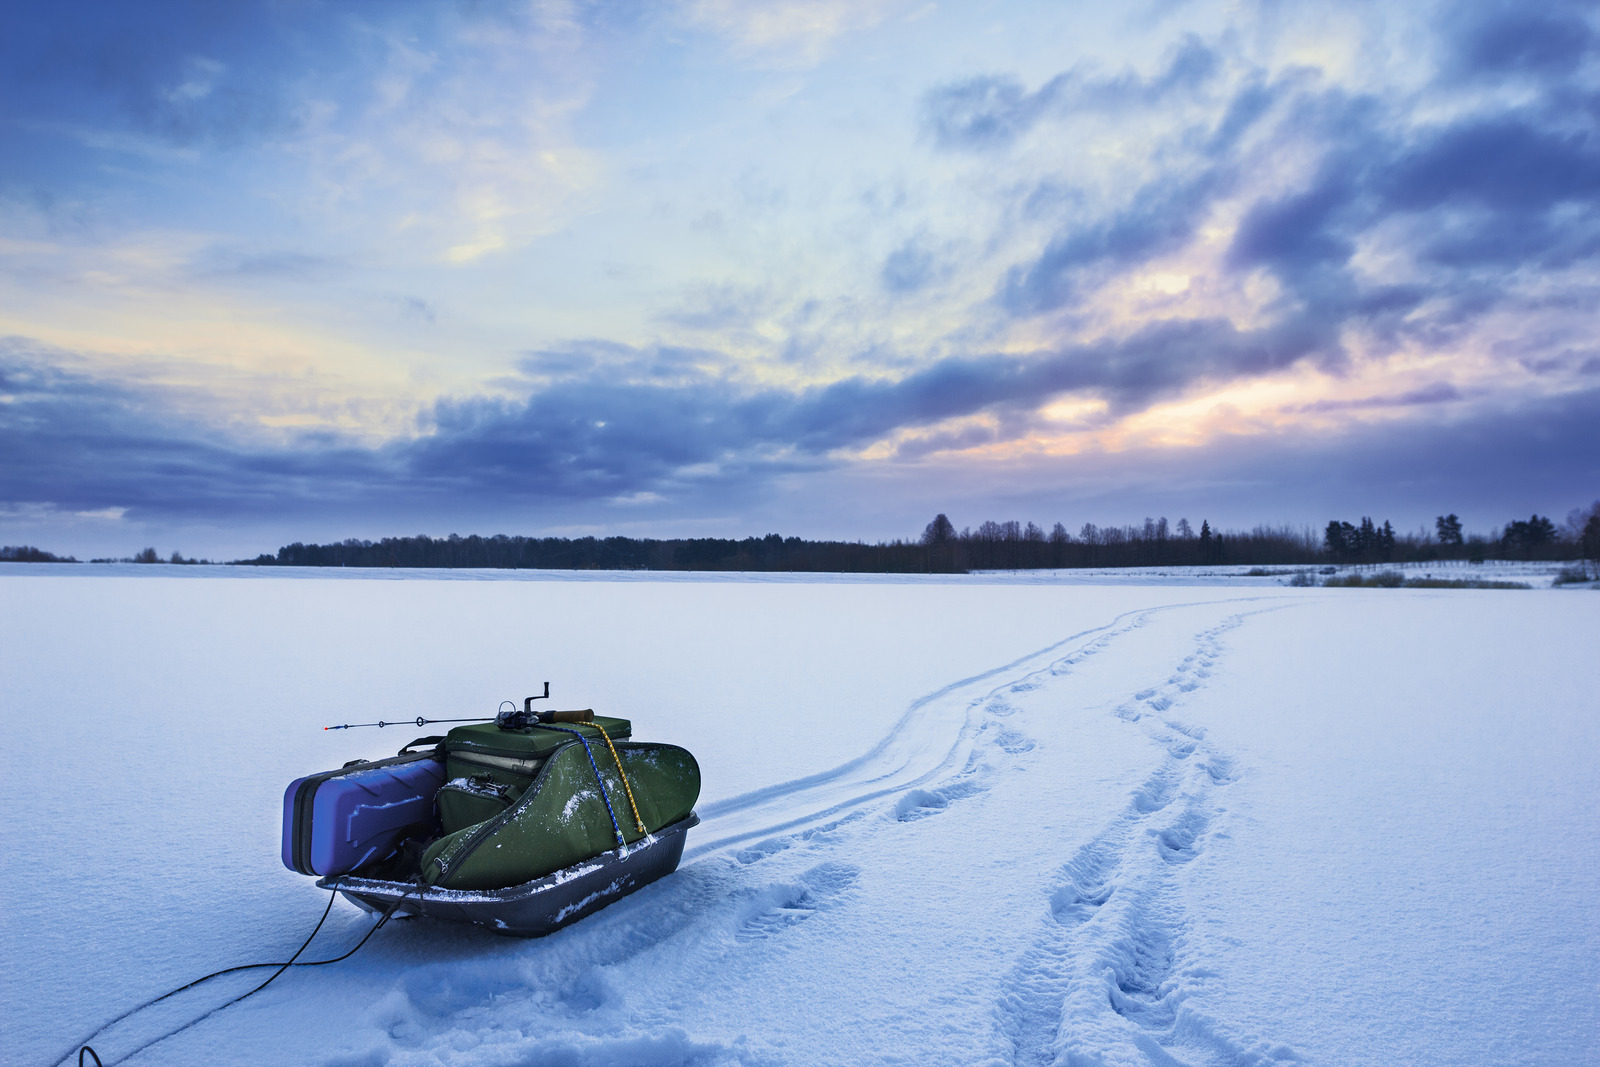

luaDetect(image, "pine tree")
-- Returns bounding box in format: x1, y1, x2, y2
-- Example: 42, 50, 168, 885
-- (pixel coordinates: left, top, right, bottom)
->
1582, 509, 1600, 570
1355, 517, 1376, 557
1324, 520, 1348, 559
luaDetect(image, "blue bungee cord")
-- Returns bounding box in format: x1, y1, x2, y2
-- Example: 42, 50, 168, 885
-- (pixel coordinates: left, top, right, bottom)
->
535, 723, 627, 846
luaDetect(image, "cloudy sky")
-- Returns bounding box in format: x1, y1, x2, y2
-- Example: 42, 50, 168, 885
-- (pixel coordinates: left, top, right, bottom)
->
3, 0, 1598, 558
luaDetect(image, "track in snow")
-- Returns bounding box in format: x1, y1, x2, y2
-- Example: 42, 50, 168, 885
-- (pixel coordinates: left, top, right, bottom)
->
686, 597, 1271, 864
679, 597, 1305, 1066
990, 607, 1304, 1067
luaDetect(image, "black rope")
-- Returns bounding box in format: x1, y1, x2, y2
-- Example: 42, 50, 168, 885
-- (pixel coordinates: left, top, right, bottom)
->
58, 882, 417, 1067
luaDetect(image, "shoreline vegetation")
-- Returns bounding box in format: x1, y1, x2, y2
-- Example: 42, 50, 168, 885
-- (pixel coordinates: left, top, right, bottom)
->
1, 545, 78, 563
239, 503, 1599, 578
7, 503, 1597, 580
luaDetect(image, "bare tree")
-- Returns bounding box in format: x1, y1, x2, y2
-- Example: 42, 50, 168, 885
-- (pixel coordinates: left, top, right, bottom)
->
921, 514, 956, 546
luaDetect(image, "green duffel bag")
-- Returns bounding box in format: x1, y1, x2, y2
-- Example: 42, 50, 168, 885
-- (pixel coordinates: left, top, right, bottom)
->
421, 738, 701, 891
436, 775, 517, 832
444, 716, 631, 786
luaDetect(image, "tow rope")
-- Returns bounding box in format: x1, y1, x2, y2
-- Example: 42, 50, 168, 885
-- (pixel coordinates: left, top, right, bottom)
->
56, 882, 416, 1067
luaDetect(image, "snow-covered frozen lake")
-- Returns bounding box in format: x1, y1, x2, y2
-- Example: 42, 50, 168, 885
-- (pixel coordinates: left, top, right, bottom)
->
3, 568, 1596, 1066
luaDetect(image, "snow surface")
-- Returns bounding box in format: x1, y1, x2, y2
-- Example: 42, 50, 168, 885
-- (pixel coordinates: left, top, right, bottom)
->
2, 570, 1596, 1066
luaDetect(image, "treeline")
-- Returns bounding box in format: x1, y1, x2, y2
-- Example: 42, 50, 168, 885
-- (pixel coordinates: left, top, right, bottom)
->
252, 521, 1321, 574
250, 533, 941, 573
242, 500, 1600, 574
84, 548, 211, 564
914, 515, 1321, 570
249, 520, 1315, 573
1, 545, 211, 565
1, 545, 77, 562
1325, 506, 1600, 564
11, 503, 1598, 575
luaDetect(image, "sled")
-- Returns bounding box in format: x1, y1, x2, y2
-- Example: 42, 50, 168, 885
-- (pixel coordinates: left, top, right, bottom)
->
281, 703, 700, 934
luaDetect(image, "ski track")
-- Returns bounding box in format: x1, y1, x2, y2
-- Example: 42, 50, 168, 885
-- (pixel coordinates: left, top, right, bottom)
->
65, 597, 1299, 1067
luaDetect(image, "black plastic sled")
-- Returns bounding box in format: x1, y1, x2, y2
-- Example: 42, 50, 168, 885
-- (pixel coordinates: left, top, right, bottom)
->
319, 813, 699, 937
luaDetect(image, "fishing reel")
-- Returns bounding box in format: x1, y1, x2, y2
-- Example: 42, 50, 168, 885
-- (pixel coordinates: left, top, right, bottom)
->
494, 684, 595, 729
495, 682, 549, 728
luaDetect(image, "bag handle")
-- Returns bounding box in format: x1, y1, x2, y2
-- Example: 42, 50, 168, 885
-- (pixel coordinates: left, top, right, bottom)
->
398, 735, 445, 755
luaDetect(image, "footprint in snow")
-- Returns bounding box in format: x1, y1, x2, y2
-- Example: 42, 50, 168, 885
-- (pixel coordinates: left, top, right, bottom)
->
1131, 769, 1179, 814
1104, 902, 1181, 1030
736, 863, 859, 943
893, 778, 987, 821
735, 890, 814, 942
894, 789, 948, 821
1048, 835, 1123, 926
1049, 654, 1083, 675
733, 837, 792, 865
1153, 808, 1209, 863
990, 725, 1036, 754
1050, 879, 1113, 925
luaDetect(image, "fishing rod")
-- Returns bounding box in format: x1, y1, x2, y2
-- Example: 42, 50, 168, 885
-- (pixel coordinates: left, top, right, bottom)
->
326, 715, 494, 731
323, 683, 593, 730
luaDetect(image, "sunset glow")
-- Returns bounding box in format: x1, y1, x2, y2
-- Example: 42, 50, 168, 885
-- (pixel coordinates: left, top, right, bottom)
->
2, 0, 1597, 555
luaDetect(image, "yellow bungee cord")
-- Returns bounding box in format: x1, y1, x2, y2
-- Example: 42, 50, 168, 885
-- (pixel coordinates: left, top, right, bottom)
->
590, 722, 646, 835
